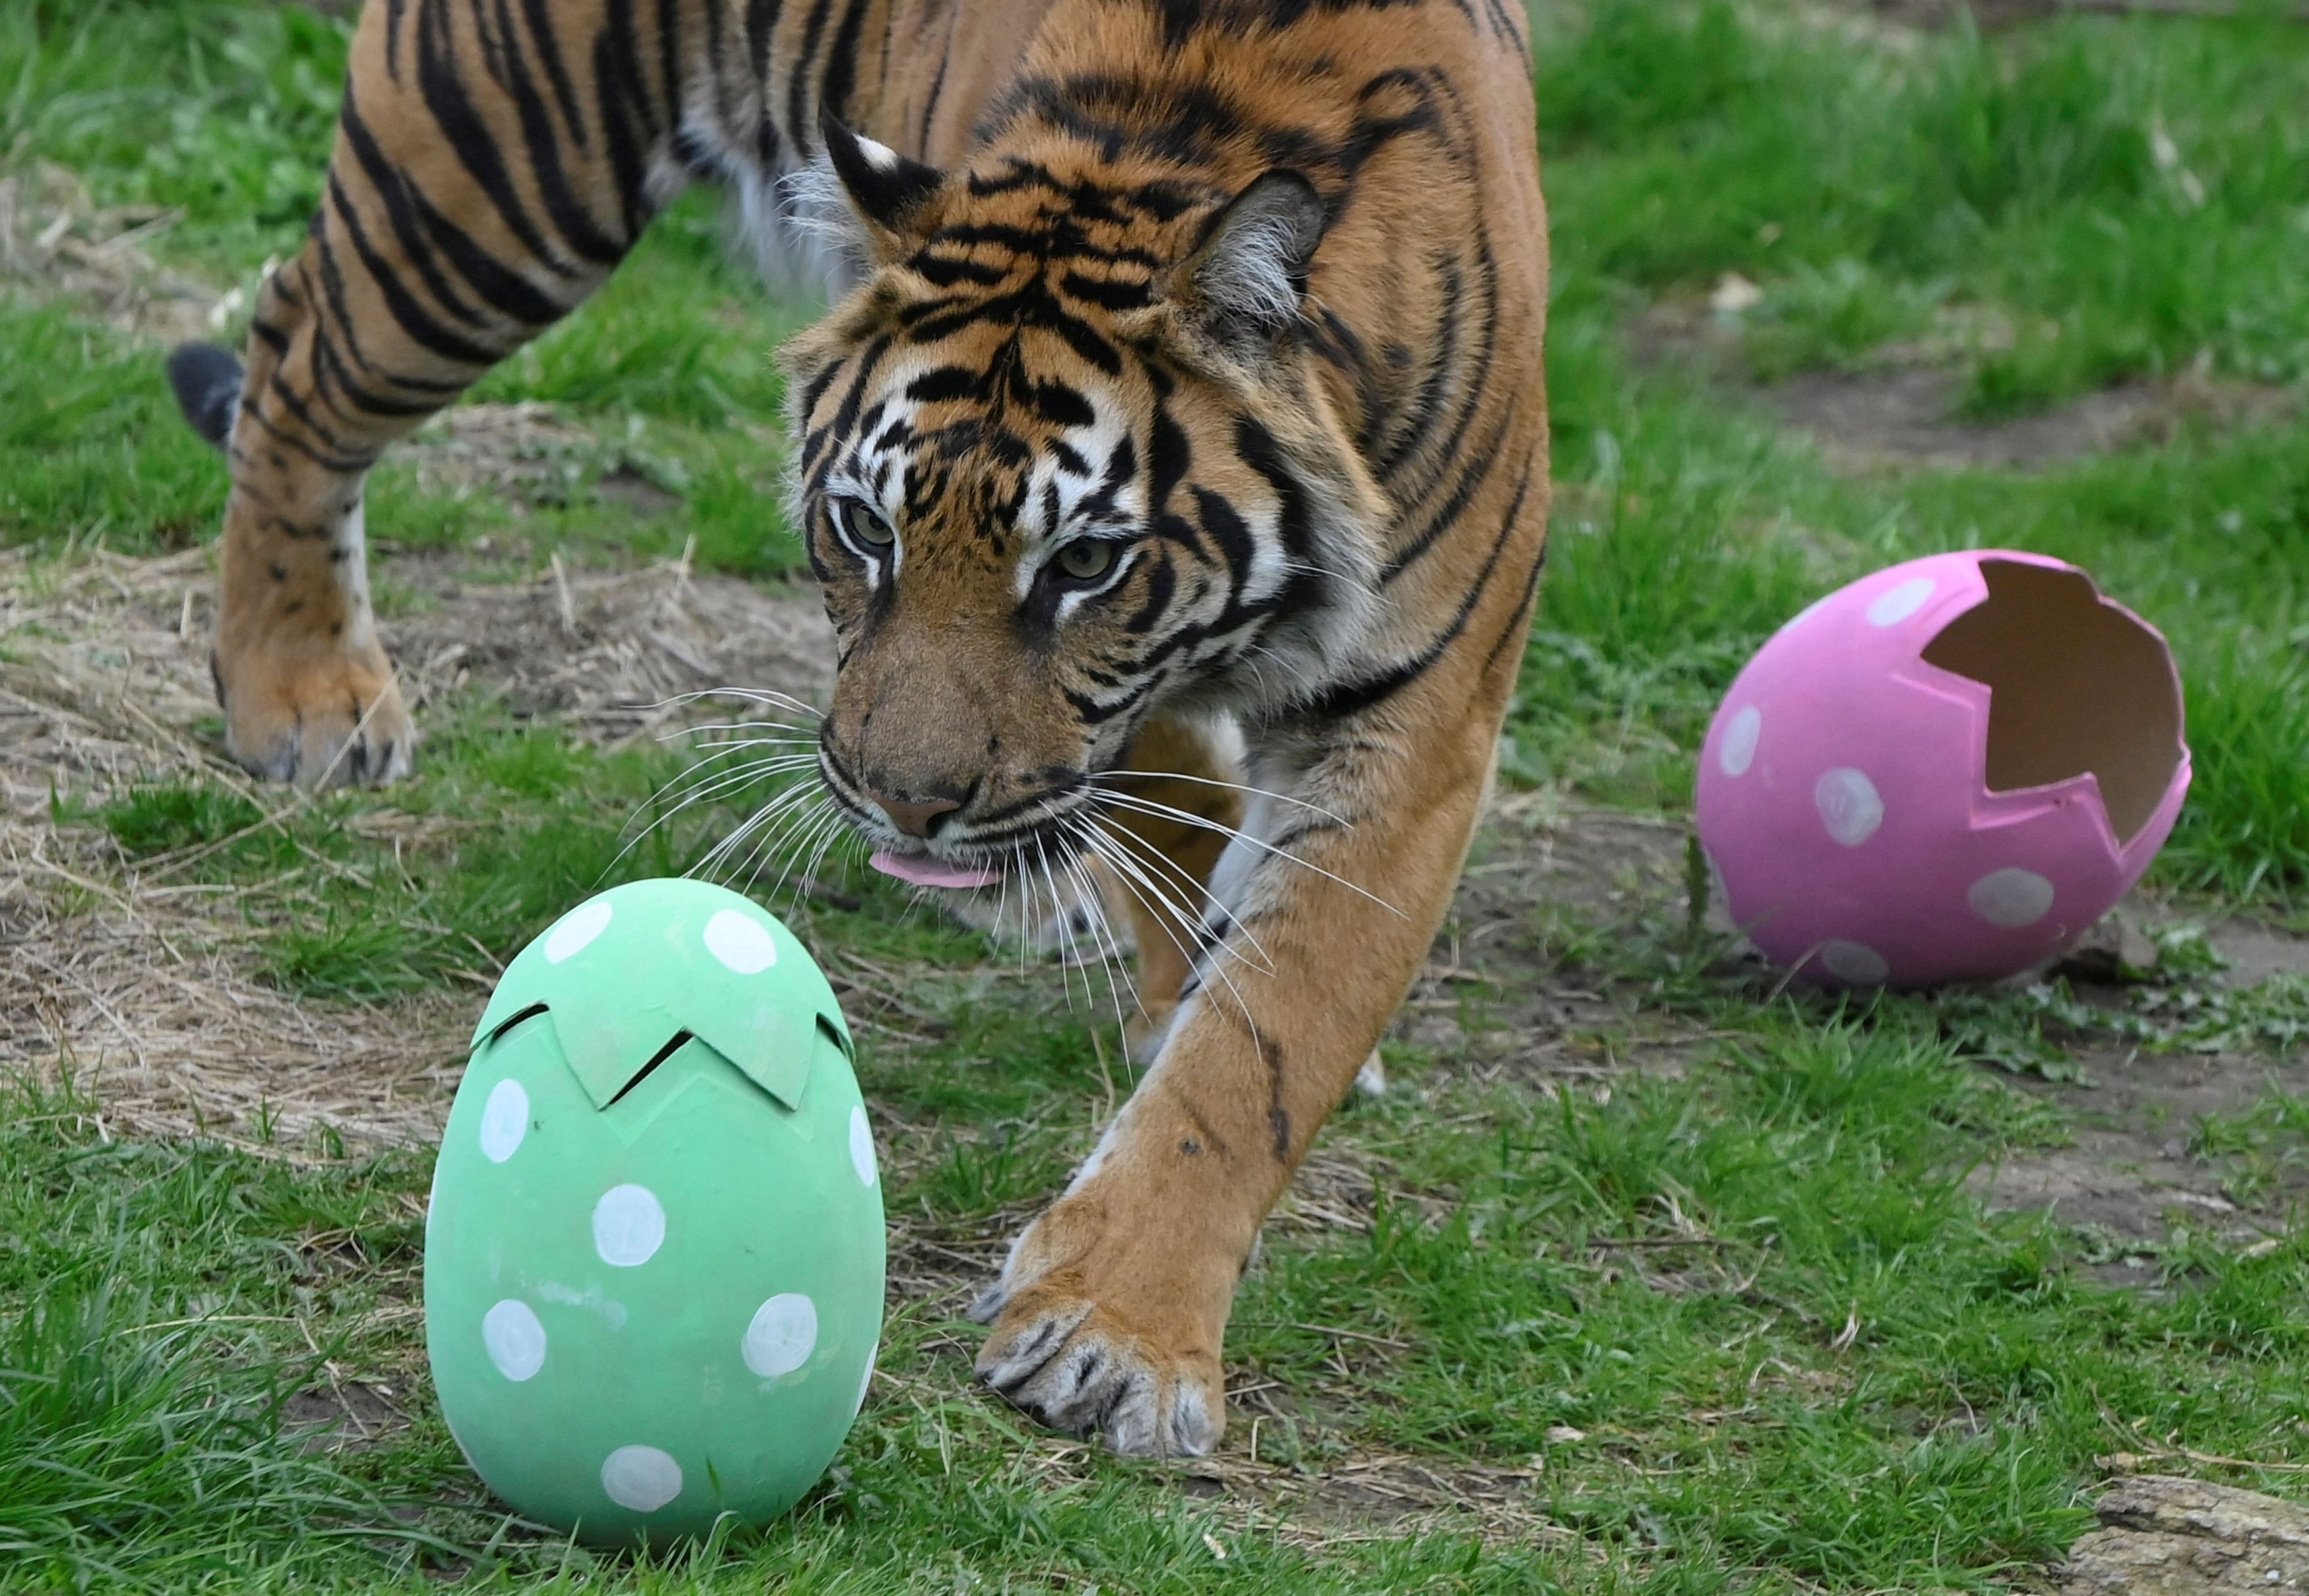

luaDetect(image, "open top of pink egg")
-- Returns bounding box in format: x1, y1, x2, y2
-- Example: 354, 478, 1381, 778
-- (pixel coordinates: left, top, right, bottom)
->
1697, 550, 2191, 989
1915, 557, 2184, 851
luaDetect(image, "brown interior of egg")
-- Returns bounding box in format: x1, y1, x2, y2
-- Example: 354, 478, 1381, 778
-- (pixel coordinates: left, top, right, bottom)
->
1920, 558, 2182, 845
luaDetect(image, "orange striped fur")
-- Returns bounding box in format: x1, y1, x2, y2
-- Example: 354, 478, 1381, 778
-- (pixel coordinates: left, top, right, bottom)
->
170, 0, 1546, 1455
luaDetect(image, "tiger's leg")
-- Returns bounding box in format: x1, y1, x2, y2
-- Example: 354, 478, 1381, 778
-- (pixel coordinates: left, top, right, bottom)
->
171, 0, 654, 785
1094, 717, 1389, 1090
972, 507, 1543, 1457
1088, 714, 1244, 1066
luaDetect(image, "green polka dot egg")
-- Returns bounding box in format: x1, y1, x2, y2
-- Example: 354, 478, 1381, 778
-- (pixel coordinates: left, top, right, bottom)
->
424, 878, 884, 1545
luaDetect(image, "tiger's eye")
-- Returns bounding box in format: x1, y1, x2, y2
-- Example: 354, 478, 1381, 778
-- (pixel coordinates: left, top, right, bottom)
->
840, 499, 895, 547
1057, 541, 1114, 582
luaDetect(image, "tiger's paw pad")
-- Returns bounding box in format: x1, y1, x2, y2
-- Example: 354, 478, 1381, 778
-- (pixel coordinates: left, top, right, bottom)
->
970, 1280, 1223, 1458
218, 649, 415, 788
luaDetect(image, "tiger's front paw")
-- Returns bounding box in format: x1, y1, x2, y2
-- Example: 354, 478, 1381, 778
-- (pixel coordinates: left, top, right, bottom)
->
969, 1194, 1234, 1457
215, 639, 414, 788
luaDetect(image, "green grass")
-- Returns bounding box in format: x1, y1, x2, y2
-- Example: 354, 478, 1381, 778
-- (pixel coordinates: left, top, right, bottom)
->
9, 965, 2309, 1590
1536, 0, 2309, 406
7, 0, 2309, 1586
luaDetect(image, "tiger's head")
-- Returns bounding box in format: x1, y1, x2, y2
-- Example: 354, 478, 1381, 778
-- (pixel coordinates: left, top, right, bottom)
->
776, 121, 1384, 884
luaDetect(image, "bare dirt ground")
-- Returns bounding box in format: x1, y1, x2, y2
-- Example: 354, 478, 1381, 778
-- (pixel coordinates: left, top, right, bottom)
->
1633, 299, 2298, 472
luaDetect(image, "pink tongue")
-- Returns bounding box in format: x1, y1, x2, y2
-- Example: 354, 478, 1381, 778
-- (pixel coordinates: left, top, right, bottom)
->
869, 849, 1004, 890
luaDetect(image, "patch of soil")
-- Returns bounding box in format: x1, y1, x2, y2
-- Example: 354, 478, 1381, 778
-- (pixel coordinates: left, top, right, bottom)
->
1973, 904, 2309, 1249
382, 402, 698, 521
1185, 1450, 1567, 1549
389, 402, 606, 505
2208, 918, 2309, 988
1763, 367, 2247, 472
283, 1380, 415, 1451
1978, 1048, 2309, 1244
1401, 796, 1706, 1083
1633, 302, 2294, 472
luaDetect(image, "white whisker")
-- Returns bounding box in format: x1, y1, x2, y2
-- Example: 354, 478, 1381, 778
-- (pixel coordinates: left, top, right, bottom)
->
1096, 767, 1346, 825
1090, 789, 1405, 918
1070, 817, 1260, 1035
1082, 817, 1275, 978
1054, 841, 1135, 1042
648, 687, 827, 721
610, 754, 821, 878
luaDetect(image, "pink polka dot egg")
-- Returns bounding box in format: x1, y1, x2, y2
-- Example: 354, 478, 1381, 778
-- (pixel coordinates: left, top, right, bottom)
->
1696, 550, 2190, 989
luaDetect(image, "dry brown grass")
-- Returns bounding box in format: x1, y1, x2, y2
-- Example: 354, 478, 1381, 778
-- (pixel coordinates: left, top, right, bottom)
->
0, 162, 222, 342
0, 540, 834, 1158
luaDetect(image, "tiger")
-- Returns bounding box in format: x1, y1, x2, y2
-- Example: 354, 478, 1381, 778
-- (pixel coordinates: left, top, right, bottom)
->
165, 0, 1548, 1457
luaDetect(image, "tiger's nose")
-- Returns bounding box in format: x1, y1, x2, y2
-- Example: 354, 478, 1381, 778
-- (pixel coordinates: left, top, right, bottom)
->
871, 790, 962, 838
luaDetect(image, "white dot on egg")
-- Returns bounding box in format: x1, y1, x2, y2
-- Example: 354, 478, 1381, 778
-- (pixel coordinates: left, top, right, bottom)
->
1821, 940, 1890, 986
742, 1293, 819, 1378
1719, 705, 1763, 778
482, 1299, 546, 1382
478, 1078, 529, 1163
592, 1184, 666, 1267
544, 899, 612, 963
703, 909, 778, 974
850, 1104, 878, 1188
1814, 768, 1885, 847
600, 1445, 683, 1512
1969, 868, 2056, 929
855, 1352, 876, 1417
1864, 577, 1936, 627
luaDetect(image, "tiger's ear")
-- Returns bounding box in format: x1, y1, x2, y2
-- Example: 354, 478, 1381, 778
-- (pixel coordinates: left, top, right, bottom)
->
813, 115, 947, 261
1172, 170, 1327, 352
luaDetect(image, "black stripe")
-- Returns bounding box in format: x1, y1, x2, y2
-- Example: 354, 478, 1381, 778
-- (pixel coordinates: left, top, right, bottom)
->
338, 91, 490, 332
701, 0, 734, 137
242, 404, 367, 474
1482, 541, 1546, 677
385, 0, 409, 80
309, 323, 440, 424
918, 20, 953, 151
784, 0, 842, 152
327, 174, 500, 367
1382, 396, 1516, 584
1060, 270, 1154, 311
656, 0, 683, 150
595, 16, 658, 239
1299, 457, 1536, 723
415, 183, 570, 327
517, 0, 590, 154
492, 0, 627, 265
819, 0, 871, 130
1259, 1031, 1290, 1163
415, 0, 582, 278
264, 363, 362, 465
745, 0, 786, 165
